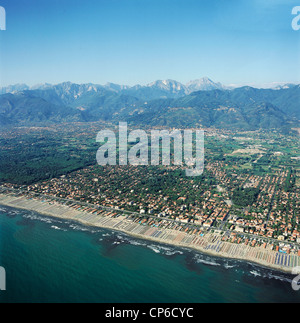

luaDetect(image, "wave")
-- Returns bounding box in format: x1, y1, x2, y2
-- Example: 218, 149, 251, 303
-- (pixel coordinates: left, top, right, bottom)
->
66, 223, 104, 235
23, 213, 54, 224
250, 270, 262, 277
128, 240, 147, 247
193, 253, 221, 267
224, 263, 236, 269
112, 234, 185, 257
51, 225, 67, 232
266, 273, 292, 283
165, 250, 184, 256
144, 243, 186, 256
195, 258, 221, 267
69, 224, 89, 232
147, 245, 161, 253
248, 267, 292, 283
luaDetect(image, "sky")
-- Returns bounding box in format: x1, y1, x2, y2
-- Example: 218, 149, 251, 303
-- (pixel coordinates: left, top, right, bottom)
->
0, 0, 300, 87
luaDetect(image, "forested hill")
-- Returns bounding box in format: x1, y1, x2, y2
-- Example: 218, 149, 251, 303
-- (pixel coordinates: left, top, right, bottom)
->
0, 82, 299, 131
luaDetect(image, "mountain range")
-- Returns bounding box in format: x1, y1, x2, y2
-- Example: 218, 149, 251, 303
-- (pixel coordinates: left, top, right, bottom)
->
0, 77, 228, 98
0, 78, 299, 131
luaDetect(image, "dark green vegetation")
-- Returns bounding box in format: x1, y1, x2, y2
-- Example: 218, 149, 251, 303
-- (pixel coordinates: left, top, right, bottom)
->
284, 168, 296, 192
0, 124, 100, 185
232, 187, 260, 207
0, 82, 299, 131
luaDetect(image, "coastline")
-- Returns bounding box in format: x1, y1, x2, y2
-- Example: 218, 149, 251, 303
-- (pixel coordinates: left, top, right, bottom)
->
0, 192, 298, 275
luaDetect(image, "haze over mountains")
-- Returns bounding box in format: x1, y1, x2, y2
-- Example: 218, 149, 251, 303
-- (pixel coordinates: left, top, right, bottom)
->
0, 77, 299, 131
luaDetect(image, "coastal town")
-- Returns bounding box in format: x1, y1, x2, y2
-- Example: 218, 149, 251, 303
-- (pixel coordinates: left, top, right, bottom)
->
0, 184, 299, 273
0, 124, 299, 273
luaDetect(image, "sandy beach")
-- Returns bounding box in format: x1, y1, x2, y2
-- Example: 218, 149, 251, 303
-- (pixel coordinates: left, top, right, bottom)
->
0, 191, 298, 274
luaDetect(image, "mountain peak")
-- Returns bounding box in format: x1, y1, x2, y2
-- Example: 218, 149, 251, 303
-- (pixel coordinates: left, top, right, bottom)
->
186, 77, 224, 93
104, 82, 130, 92
147, 79, 186, 93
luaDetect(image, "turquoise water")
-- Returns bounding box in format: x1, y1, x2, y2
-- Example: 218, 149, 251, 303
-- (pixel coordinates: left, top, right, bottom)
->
0, 205, 300, 303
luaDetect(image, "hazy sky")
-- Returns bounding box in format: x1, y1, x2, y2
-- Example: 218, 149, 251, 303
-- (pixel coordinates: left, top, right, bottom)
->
0, 0, 300, 87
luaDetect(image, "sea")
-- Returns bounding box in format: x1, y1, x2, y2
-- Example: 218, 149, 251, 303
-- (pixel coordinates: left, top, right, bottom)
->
0, 204, 299, 303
